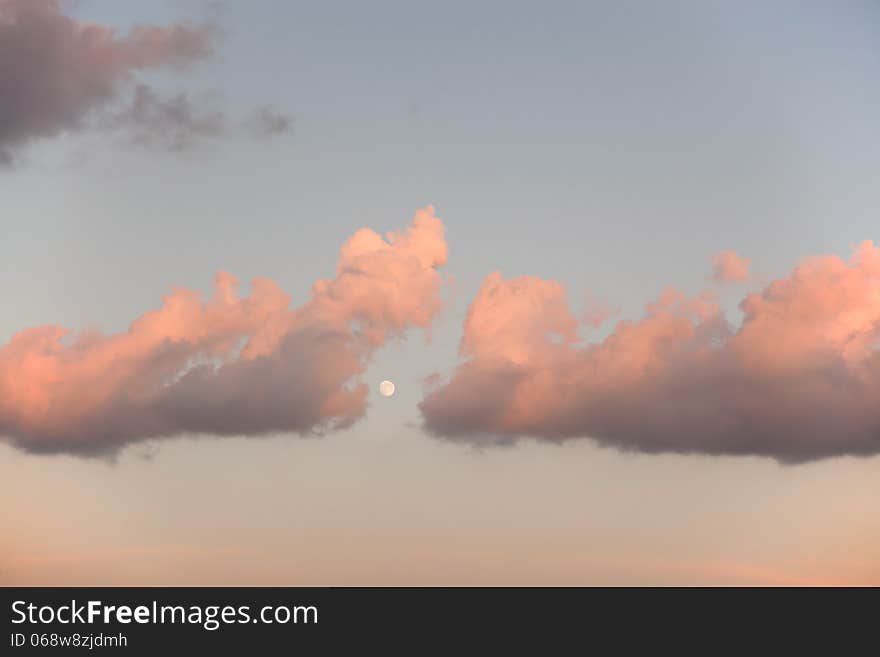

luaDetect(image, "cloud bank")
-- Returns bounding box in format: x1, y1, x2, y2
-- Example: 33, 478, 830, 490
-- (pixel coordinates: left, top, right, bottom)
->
0, 0, 288, 161
0, 207, 447, 455
421, 242, 880, 462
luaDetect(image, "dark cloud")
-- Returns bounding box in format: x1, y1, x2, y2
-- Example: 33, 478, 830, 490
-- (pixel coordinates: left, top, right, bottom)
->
246, 107, 293, 138
0, 0, 214, 158
0, 0, 288, 162
113, 84, 227, 150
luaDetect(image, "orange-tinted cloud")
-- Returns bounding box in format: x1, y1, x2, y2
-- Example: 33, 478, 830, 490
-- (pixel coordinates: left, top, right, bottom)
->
421, 241, 880, 462
582, 290, 619, 329
0, 207, 447, 455
711, 250, 751, 283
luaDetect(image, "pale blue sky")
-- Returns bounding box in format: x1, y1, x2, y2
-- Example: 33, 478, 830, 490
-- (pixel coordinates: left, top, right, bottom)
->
6, 1, 879, 330
1, 1, 878, 584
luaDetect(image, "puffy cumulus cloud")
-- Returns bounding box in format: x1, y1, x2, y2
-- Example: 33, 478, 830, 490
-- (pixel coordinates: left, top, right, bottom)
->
0, 207, 447, 456
711, 250, 752, 283
0, 0, 289, 162
421, 241, 880, 463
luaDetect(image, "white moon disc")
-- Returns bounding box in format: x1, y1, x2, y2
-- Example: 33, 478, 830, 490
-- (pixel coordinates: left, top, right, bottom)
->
379, 380, 396, 397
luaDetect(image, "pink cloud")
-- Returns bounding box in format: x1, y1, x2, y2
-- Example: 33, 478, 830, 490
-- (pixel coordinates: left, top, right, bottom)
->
711, 250, 752, 283
0, 207, 447, 455
582, 290, 619, 329
421, 241, 880, 462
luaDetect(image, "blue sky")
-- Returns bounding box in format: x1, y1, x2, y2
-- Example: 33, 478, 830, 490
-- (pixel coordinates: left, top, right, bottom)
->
10, 1, 879, 325
1, 1, 879, 584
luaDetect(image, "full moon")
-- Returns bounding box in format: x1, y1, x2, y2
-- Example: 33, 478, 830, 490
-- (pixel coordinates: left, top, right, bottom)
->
379, 380, 396, 397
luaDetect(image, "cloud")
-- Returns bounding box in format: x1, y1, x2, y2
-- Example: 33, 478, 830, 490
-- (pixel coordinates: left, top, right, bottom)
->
0, 207, 447, 456
0, 0, 289, 161
102, 88, 294, 150
246, 107, 293, 138
110, 84, 227, 151
711, 250, 751, 283
582, 290, 619, 329
421, 241, 880, 463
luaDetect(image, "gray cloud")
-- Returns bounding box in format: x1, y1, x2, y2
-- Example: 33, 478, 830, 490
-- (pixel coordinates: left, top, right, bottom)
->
112, 84, 227, 151
0, 0, 289, 162
246, 107, 293, 138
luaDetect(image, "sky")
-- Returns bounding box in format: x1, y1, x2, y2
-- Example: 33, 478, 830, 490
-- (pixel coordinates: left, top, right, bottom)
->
1, 0, 879, 585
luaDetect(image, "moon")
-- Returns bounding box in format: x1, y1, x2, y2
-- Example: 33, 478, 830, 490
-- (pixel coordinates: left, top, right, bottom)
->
379, 380, 396, 397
